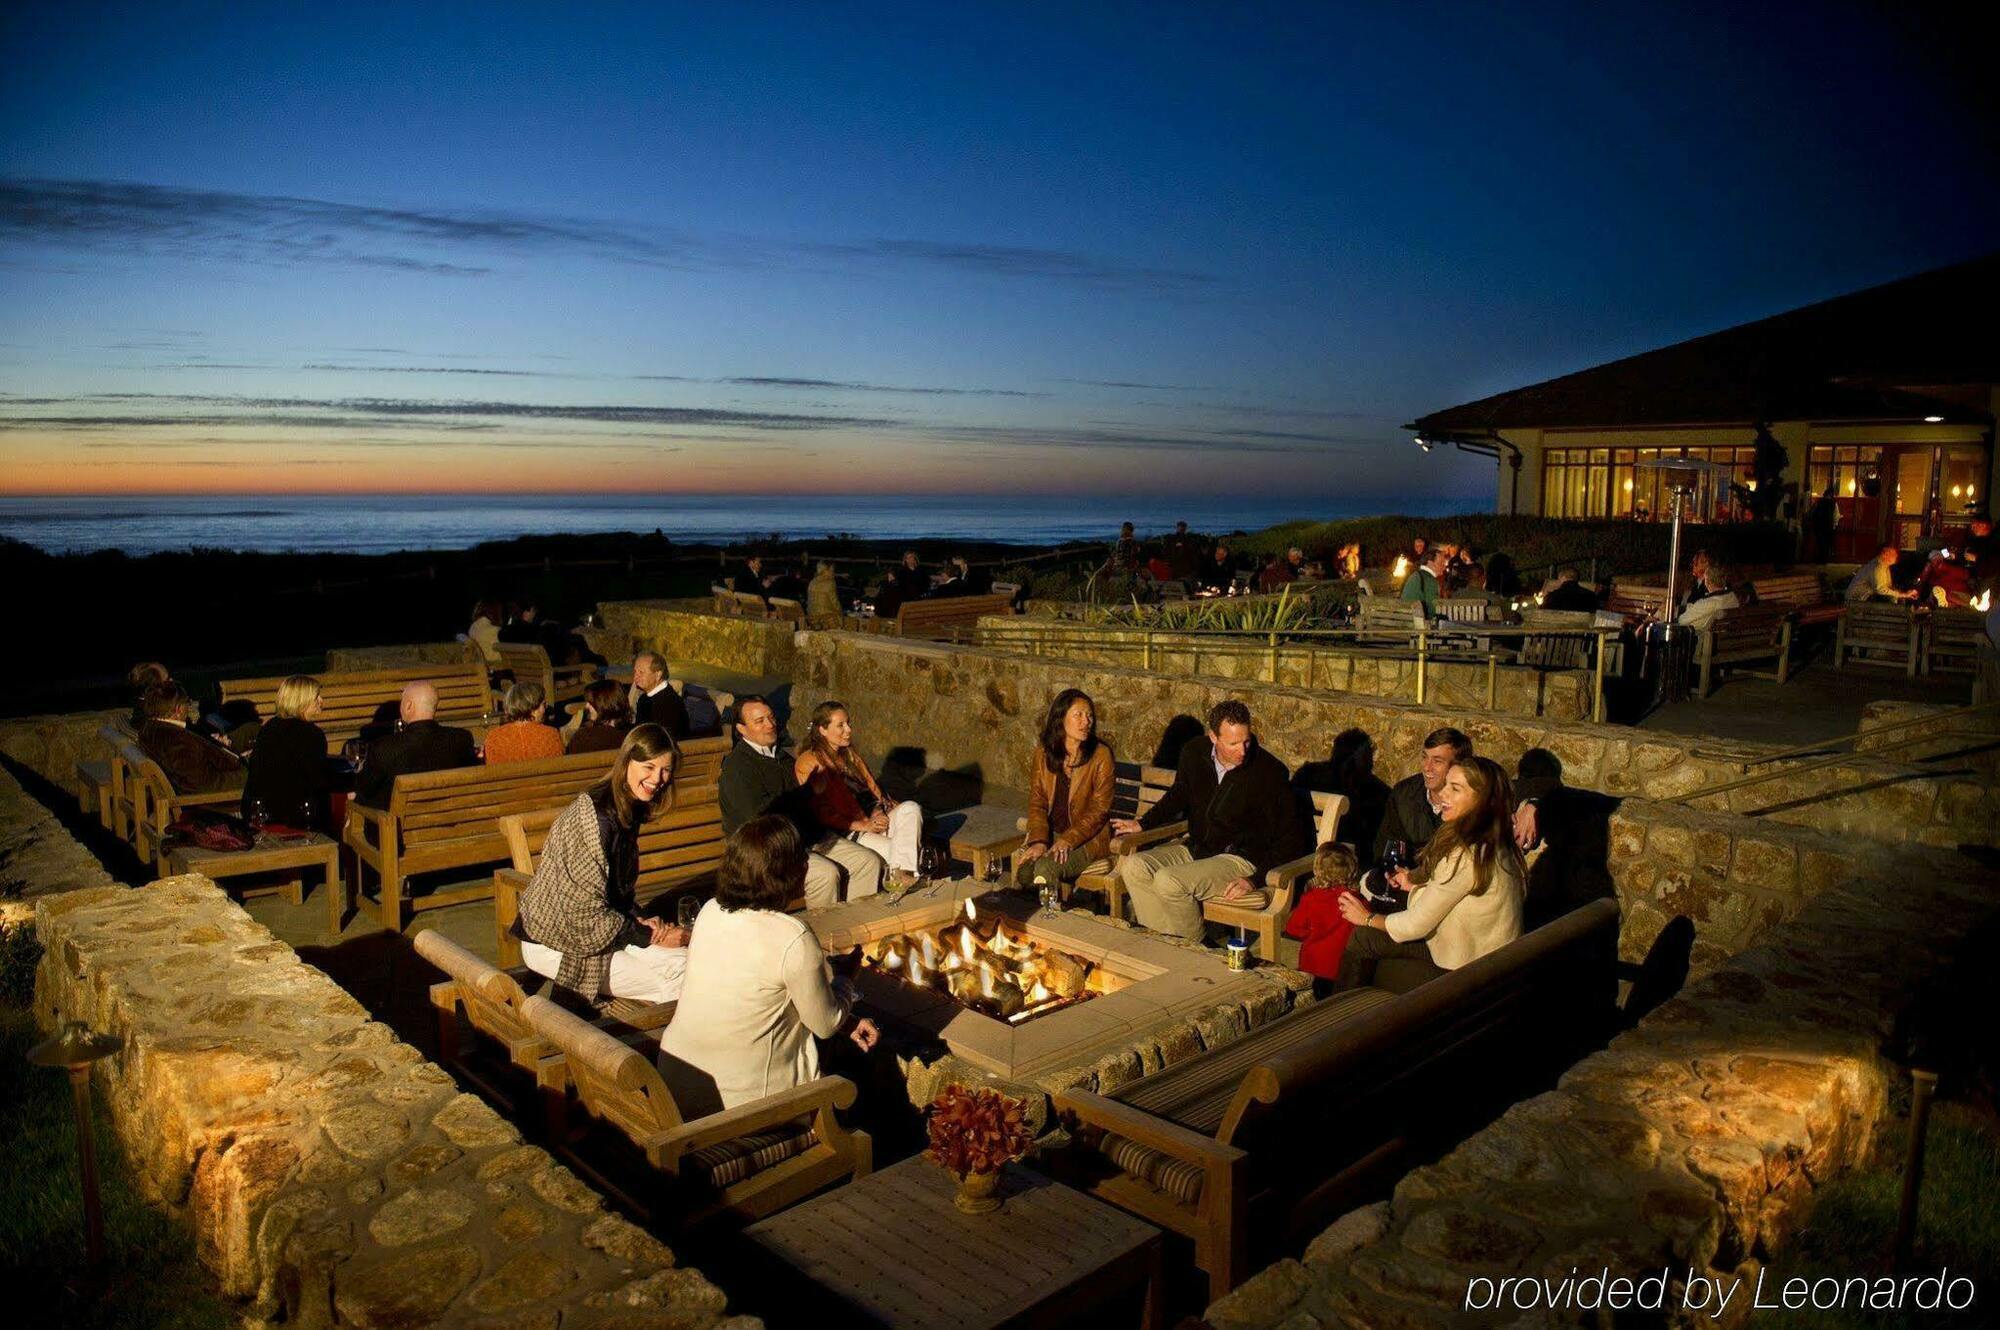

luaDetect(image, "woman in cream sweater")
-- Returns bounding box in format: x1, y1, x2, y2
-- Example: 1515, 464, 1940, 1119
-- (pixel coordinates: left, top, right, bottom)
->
657, 815, 880, 1117
1334, 755, 1523, 991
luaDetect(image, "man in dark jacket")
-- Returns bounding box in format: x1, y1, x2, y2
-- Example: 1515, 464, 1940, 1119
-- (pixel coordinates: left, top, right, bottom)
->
1372, 726, 1472, 863
137, 681, 246, 795
630, 651, 690, 739
354, 681, 478, 808
1109, 699, 1309, 942
717, 696, 883, 906
1541, 568, 1601, 612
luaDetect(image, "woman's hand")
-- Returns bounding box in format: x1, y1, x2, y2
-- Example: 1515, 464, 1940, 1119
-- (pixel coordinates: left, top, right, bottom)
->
1336, 892, 1375, 926
652, 924, 689, 949
1109, 817, 1142, 836
1018, 842, 1048, 863
865, 809, 890, 835
1049, 842, 1071, 863
848, 1018, 880, 1052
1387, 868, 1414, 893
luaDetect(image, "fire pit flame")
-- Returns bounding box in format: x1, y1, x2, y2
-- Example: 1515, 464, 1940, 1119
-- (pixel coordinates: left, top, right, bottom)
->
861, 904, 1115, 1025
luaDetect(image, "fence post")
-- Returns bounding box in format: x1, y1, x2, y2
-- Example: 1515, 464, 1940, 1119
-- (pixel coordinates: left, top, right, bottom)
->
1268, 630, 1279, 683
1415, 625, 1429, 705
1486, 654, 1498, 710
1143, 630, 1154, 672
1593, 630, 1609, 723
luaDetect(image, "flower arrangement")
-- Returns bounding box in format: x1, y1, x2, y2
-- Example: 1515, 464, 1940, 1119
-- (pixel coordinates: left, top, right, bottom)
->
925, 1085, 1032, 1179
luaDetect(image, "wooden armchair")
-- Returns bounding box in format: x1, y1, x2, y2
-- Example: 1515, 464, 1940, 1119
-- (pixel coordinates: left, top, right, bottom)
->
1924, 607, 1984, 676
1052, 762, 1183, 919
1204, 791, 1347, 961
1835, 602, 1922, 676
523, 994, 871, 1227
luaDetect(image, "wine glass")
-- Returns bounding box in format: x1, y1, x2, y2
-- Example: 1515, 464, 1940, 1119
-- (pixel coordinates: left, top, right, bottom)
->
246, 797, 268, 835
676, 895, 700, 932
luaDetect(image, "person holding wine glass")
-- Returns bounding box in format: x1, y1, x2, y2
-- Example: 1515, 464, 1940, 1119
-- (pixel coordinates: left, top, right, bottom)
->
240, 674, 332, 832
1372, 727, 1474, 867
1334, 755, 1525, 992
512, 725, 689, 1006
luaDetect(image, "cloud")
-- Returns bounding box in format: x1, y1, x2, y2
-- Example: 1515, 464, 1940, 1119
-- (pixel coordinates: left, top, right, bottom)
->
716, 376, 1045, 398
1059, 378, 1209, 391
0, 177, 1215, 293
301, 364, 556, 377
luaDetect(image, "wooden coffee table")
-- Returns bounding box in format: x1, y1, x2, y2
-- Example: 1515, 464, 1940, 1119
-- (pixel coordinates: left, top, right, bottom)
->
741, 1157, 1164, 1329
169, 832, 345, 935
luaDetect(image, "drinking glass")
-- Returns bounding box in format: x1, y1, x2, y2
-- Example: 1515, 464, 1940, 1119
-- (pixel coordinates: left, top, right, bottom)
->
676, 896, 700, 931
246, 797, 268, 834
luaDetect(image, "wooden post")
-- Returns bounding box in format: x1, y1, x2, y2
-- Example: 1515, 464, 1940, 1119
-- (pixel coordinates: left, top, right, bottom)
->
1486, 654, 1498, 710
1415, 626, 1428, 705
1593, 630, 1609, 723
1268, 631, 1278, 683
1143, 630, 1154, 672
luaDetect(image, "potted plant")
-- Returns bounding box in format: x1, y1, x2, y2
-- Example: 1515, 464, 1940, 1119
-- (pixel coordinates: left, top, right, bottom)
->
925, 1084, 1033, 1214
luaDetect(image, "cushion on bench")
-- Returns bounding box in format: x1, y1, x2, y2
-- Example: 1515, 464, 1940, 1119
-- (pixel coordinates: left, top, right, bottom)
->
1099, 1133, 1210, 1204
687, 1121, 820, 1188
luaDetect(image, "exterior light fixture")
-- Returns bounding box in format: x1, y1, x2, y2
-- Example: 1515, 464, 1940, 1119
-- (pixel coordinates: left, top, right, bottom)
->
28, 1018, 126, 1266
1923, 415, 1945, 423
1415, 436, 1435, 453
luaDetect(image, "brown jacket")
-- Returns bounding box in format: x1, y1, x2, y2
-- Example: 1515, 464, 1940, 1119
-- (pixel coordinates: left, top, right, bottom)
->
1026, 743, 1115, 862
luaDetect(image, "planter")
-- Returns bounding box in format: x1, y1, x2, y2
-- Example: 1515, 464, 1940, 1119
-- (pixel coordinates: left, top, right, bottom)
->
952, 1168, 1003, 1215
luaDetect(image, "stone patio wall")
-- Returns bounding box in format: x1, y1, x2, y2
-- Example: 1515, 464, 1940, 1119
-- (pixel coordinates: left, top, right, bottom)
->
588, 598, 797, 678
325, 641, 480, 672
1203, 837, 1997, 1330
33, 876, 756, 1330
791, 633, 1998, 850
974, 616, 1596, 720
0, 762, 117, 926
0, 706, 127, 797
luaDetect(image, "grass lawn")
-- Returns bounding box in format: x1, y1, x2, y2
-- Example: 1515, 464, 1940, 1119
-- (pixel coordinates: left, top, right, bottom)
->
0, 1003, 234, 1330
1760, 1102, 2000, 1327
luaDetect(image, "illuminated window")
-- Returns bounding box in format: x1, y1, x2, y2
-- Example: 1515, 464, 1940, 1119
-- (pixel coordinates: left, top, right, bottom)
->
1542, 444, 1754, 520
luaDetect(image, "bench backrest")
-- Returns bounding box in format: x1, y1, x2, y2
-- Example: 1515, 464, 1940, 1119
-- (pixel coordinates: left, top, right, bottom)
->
894, 592, 1018, 638
1102, 759, 1180, 824
498, 778, 728, 896
1435, 597, 1492, 624
1605, 582, 1670, 621
765, 596, 805, 625
491, 641, 555, 697
1844, 602, 1919, 637
1518, 608, 1597, 669
1749, 572, 1825, 607
1355, 599, 1421, 641
1929, 607, 1986, 650
221, 661, 489, 750
1224, 898, 1620, 1150
524, 994, 687, 1136
1706, 602, 1790, 651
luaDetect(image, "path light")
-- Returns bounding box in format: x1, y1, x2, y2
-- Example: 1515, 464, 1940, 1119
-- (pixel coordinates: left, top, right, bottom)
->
1924, 415, 1945, 423
27, 1018, 126, 1266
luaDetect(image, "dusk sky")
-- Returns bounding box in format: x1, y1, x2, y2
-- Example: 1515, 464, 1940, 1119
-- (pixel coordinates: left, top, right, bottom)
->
2, 3, 1994, 500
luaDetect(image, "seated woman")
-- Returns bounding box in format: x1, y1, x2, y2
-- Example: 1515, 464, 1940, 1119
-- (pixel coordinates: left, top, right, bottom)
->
241, 674, 332, 830
565, 677, 633, 754
516, 725, 687, 1005
137, 681, 246, 795
795, 700, 923, 887
126, 661, 171, 727
483, 681, 565, 764
466, 598, 505, 668
1334, 755, 1523, 992
1014, 689, 1114, 896
657, 815, 879, 1116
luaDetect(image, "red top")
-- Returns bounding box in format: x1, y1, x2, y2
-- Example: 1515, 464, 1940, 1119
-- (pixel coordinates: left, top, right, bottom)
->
805, 756, 874, 832
483, 720, 565, 766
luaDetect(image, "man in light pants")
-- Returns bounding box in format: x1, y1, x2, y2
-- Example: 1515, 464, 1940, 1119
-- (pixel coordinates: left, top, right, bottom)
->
1112, 700, 1310, 942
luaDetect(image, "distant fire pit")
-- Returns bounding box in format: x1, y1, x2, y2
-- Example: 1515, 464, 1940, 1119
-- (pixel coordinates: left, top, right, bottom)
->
860, 898, 1124, 1025
812, 882, 1294, 1087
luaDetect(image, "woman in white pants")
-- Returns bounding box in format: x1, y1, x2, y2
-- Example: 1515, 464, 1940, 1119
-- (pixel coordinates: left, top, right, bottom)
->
795, 700, 925, 886
513, 724, 688, 1004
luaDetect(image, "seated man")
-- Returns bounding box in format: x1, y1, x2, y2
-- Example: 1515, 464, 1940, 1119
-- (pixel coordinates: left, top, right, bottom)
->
137, 681, 246, 795
1373, 726, 1472, 864
354, 681, 478, 808
718, 696, 884, 907
1846, 543, 1916, 603
1199, 544, 1236, 593
629, 651, 690, 739
1674, 562, 1740, 633
1111, 700, 1308, 943
729, 554, 765, 599
1540, 567, 1600, 612
1400, 548, 1448, 618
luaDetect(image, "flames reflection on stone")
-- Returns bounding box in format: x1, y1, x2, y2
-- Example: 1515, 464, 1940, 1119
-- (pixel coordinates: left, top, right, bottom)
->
861, 898, 1118, 1024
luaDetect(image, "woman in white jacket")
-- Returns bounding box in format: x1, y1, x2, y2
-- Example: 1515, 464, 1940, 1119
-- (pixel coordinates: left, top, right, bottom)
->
657, 815, 880, 1117
1334, 755, 1524, 991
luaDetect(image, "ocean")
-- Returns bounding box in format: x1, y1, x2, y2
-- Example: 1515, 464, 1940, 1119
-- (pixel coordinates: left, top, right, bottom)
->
0, 493, 1438, 556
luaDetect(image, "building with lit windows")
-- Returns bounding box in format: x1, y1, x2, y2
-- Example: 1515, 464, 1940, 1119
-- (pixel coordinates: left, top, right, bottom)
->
1408, 253, 1999, 560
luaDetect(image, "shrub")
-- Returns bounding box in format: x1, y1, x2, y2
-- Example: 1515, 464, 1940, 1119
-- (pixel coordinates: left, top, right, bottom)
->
0, 919, 42, 1007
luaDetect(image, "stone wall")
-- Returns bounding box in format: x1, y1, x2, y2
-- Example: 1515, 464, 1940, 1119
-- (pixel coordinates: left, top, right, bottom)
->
0, 762, 117, 926
0, 706, 126, 797
791, 633, 1999, 850
590, 599, 797, 679
325, 641, 480, 672
975, 617, 1596, 721
33, 876, 755, 1329
1204, 837, 1997, 1330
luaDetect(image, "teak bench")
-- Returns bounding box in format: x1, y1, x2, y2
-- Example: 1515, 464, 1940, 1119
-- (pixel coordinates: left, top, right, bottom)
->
343, 736, 729, 931
1053, 898, 1620, 1301
1748, 572, 1844, 627
889, 591, 1018, 639
1353, 599, 1422, 645
1693, 602, 1794, 697
104, 730, 242, 873
491, 640, 598, 708
490, 763, 731, 970
220, 661, 490, 752
1835, 602, 1922, 676
1604, 581, 1670, 627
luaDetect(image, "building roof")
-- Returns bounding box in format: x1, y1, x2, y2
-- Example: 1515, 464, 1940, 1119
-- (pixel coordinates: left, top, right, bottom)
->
1409, 251, 2000, 434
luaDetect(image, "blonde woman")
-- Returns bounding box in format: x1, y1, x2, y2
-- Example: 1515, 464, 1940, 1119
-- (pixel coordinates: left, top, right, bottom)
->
241, 674, 330, 829
795, 700, 924, 885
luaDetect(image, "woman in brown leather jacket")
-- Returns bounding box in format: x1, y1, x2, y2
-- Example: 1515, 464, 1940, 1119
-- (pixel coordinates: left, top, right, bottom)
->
1014, 688, 1115, 894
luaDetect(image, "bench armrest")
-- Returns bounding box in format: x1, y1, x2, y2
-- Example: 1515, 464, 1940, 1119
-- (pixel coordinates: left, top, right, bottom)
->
639, 1075, 857, 1170
1053, 1088, 1246, 1165
1110, 819, 1187, 856
492, 867, 529, 969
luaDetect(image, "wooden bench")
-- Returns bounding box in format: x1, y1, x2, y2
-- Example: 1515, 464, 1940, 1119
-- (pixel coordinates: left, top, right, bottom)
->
491, 640, 598, 708
1604, 581, 1670, 627
1053, 898, 1620, 1300
491, 767, 731, 969
1435, 597, 1493, 624
1517, 608, 1598, 671
220, 661, 490, 753
345, 736, 728, 931
1204, 791, 1347, 961
1353, 598, 1422, 645
1835, 602, 1922, 676
105, 731, 243, 873
889, 591, 1018, 639
765, 596, 806, 627
1032, 762, 1183, 919
415, 930, 673, 1124
1749, 572, 1844, 627
81, 720, 135, 834
1924, 607, 1985, 676
1693, 602, 1794, 697
523, 993, 872, 1227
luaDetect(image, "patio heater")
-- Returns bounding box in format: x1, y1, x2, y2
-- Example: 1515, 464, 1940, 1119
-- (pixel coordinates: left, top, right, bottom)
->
1637, 455, 1726, 708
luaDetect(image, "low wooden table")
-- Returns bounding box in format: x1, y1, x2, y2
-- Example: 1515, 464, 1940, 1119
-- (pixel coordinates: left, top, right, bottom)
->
936, 804, 1026, 882
741, 1157, 1164, 1330
169, 832, 345, 935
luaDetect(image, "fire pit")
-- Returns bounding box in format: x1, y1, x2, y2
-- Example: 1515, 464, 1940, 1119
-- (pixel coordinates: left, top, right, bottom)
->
814, 882, 1292, 1085
860, 898, 1125, 1025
